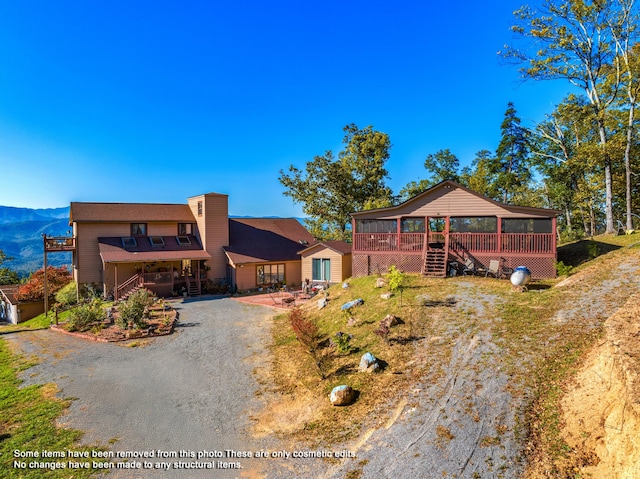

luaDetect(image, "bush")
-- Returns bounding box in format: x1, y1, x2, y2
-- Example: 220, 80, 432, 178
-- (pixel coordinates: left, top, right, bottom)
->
67, 299, 105, 332
16, 266, 72, 301
55, 282, 79, 307
117, 289, 154, 330
289, 307, 319, 352
555, 261, 573, 276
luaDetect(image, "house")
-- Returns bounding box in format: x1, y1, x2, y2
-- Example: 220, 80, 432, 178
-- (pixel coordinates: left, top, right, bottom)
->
350, 180, 560, 279
67, 193, 315, 299
298, 241, 352, 285
224, 218, 315, 291
0, 285, 44, 324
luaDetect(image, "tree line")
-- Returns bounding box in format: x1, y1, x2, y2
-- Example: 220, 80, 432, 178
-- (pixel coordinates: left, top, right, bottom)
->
280, 0, 640, 243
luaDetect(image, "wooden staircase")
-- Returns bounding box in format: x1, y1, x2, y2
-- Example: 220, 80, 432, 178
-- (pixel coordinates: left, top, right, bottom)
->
423, 249, 447, 277
185, 277, 200, 297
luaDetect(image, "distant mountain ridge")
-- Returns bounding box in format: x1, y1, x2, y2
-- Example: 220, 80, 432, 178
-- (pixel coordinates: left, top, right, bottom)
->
0, 206, 72, 276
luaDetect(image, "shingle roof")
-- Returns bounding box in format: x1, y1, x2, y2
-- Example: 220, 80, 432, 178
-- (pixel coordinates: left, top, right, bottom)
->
98, 235, 211, 263
298, 240, 352, 255
224, 218, 315, 264
70, 202, 196, 223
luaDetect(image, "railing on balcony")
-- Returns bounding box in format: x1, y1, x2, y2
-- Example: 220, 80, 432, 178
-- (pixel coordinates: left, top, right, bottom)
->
353, 232, 555, 255
449, 233, 498, 253
44, 236, 75, 252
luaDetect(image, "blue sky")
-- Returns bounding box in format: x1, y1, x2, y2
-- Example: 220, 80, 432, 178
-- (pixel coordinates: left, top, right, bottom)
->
0, 0, 570, 217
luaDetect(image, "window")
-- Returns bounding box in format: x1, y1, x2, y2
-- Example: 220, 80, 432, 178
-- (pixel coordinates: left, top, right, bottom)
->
312, 258, 331, 282
356, 219, 396, 233
450, 217, 497, 233
150, 236, 165, 246
176, 236, 192, 245
121, 237, 137, 248
257, 264, 285, 285
197, 201, 203, 217
178, 223, 193, 235
131, 223, 147, 236
502, 218, 552, 233
401, 218, 425, 233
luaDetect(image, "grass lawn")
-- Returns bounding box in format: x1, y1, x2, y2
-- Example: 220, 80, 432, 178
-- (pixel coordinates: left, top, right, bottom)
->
0, 311, 71, 335
0, 338, 107, 478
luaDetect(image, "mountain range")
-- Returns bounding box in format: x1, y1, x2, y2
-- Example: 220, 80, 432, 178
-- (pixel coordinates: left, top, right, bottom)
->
0, 206, 72, 277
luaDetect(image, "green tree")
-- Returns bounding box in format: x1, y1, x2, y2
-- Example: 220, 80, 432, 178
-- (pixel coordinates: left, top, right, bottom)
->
531, 94, 605, 237
279, 124, 393, 241
503, 0, 634, 233
399, 149, 461, 200
460, 150, 499, 199
492, 102, 532, 204
0, 250, 20, 285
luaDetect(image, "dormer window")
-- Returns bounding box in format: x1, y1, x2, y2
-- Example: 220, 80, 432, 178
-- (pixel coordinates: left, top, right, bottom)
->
122, 237, 137, 248
131, 223, 147, 236
176, 236, 191, 245
150, 236, 165, 247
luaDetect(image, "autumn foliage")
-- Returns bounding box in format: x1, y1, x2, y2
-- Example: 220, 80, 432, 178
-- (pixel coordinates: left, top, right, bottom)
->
15, 266, 72, 302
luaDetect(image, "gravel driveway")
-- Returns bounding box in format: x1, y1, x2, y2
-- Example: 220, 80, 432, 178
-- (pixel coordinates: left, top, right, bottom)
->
5, 296, 277, 478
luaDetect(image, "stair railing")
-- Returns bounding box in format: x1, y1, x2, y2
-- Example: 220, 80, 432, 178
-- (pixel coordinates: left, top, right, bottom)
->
115, 273, 143, 301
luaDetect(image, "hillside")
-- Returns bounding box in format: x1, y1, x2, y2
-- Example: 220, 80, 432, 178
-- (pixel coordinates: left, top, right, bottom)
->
0, 206, 71, 276
256, 235, 640, 478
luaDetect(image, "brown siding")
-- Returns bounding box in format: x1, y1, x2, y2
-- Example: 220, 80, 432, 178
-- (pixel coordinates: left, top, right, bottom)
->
75, 222, 132, 285
301, 248, 351, 283
232, 260, 302, 291
354, 185, 553, 220
188, 193, 229, 280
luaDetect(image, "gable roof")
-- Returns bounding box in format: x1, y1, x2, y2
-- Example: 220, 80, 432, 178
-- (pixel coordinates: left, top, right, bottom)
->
70, 202, 196, 224
224, 218, 315, 264
298, 240, 352, 256
350, 180, 561, 219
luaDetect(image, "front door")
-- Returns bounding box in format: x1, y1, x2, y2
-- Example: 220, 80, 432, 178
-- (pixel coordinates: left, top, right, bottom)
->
427, 217, 448, 249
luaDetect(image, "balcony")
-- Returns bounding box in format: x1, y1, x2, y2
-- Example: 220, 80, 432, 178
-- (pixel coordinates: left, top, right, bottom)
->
44, 236, 76, 252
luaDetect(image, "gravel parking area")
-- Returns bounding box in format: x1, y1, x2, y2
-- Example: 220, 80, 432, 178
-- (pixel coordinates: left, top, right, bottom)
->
4, 296, 277, 478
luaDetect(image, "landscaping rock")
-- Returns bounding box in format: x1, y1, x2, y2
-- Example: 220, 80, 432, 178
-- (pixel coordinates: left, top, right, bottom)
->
375, 277, 386, 288
381, 314, 400, 328
318, 298, 327, 309
380, 293, 393, 300
359, 352, 380, 373
329, 385, 356, 406
340, 298, 364, 311
346, 316, 357, 327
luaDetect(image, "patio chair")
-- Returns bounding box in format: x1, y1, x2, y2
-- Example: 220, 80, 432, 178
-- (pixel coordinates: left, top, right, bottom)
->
485, 259, 501, 277
462, 258, 477, 276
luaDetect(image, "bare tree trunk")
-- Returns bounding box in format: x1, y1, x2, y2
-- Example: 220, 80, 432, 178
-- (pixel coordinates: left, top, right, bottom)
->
589, 201, 597, 237
625, 101, 635, 231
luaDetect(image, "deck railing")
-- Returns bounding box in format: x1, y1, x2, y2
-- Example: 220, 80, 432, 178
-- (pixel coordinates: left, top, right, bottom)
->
353, 232, 555, 255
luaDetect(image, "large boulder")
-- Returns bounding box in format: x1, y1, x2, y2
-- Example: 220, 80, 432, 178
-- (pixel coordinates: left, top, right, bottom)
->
375, 277, 386, 288
358, 352, 380, 373
329, 385, 356, 406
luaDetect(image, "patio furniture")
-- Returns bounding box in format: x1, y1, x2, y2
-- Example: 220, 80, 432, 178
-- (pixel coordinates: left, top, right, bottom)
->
462, 258, 478, 276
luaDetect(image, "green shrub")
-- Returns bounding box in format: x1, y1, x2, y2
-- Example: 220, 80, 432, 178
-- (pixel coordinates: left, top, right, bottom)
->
55, 282, 79, 307
555, 261, 573, 276
67, 299, 105, 332
118, 289, 154, 329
